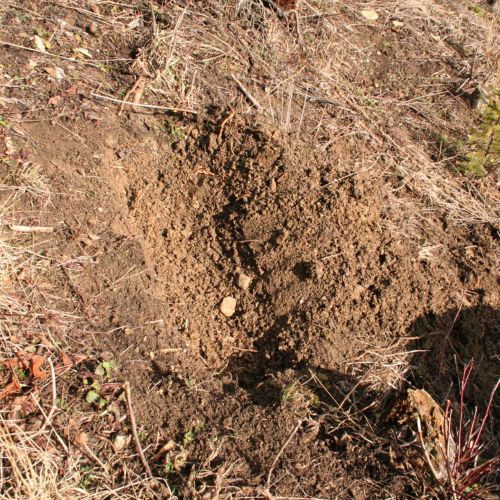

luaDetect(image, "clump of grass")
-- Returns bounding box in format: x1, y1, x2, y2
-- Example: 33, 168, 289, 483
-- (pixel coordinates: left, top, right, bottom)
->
460, 87, 500, 176
439, 362, 499, 499
0, 160, 50, 199
0, 418, 85, 499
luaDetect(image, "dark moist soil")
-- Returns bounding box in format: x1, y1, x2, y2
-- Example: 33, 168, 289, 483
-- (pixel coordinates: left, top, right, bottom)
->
14, 108, 498, 497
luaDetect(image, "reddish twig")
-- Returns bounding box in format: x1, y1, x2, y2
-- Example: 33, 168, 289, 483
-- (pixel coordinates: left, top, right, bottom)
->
441, 362, 499, 498
124, 381, 153, 479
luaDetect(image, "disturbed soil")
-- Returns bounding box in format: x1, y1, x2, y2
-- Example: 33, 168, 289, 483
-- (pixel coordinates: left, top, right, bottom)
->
13, 109, 498, 497
1, 0, 499, 498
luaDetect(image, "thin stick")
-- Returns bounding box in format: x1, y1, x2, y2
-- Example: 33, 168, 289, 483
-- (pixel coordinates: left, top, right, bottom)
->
124, 381, 154, 479
218, 108, 236, 140
79, 441, 108, 470
29, 359, 67, 452
56, 122, 90, 149
266, 419, 302, 486
91, 92, 197, 114
9, 225, 53, 233
231, 75, 263, 112
119, 76, 145, 115
0, 40, 99, 68
416, 415, 443, 485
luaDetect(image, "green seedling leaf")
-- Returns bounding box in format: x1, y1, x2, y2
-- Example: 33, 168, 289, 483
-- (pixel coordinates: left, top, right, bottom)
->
86, 390, 100, 404
94, 363, 105, 376
460, 86, 500, 176
182, 430, 195, 447
98, 397, 107, 409
14, 368, 29, 381
102, 360, 116, 378
0, 115, 10, 129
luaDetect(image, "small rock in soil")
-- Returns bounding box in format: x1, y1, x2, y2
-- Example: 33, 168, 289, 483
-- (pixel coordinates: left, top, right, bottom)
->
237, 273, 252, 290
220, 296, 237, 317
360, 9, 379, 21
113, 434, 129, 451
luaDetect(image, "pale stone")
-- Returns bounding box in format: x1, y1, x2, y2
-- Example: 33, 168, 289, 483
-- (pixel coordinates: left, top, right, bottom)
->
220, 296, 237, 317
237, 273, 252, 291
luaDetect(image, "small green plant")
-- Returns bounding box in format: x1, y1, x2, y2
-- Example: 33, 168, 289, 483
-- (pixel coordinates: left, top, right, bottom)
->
182, 430, 195, 447
281, 384, 296, 403
85, 381, 107, 408
14, 368, 29, 381
460, 88, 500, 176
181, 422, 204, 447
15, 13, 29, 23
94, 359, 116, 379
281, 382, 320, 410
84, 359, 116, 408
0, 114, 10, 129
79, 465, 96, 490
468, 3, 486, 17
56, 397, 74, 414
165, 120, 186, 141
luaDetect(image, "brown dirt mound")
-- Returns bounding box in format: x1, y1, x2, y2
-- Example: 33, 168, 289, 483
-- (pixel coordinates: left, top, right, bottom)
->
15, 108, 497, 496
1, 0, 499, 497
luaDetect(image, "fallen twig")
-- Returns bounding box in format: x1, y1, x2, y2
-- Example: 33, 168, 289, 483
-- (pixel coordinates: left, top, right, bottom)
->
119, 76, 146, 115
218, 108, 236, 140
416, 414, 443, 485
266, 419, 303, 487
91, 92, 197, 114
9, 225, 54, 233
124, 381, 154, 479
231, 75, 263, 112
29, 360, 69, 453
0, 40, 99, 68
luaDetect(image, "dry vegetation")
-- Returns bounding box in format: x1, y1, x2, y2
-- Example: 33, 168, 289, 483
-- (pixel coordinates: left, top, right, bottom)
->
0, 0, 499, 498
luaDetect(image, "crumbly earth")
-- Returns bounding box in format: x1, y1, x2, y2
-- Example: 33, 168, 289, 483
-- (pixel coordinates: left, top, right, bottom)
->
12, 109, 496, 497
1, 0, 499, 498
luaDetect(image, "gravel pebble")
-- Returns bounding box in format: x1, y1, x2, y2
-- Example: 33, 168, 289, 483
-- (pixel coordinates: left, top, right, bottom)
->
220, 296, 237, 317
237, 273, 252, 290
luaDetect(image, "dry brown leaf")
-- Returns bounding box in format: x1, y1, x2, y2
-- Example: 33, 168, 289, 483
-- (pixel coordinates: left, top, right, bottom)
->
83, 110, 102, 121
74, 47, 92, 58
33, 35, 46, 52
12, 393, 38, 414
61, 352, 72, 367
1, 357, 22, 370
45, 67, 65, 81
48, 95, 63, 106
0, 378, 21, 401
4, 135, 15, 156
75, 431, 88, 447
73, 353, 87, 365
31, 355, 47, 379
61, 352, 87, 368
132, 78, 146, 105
27, 59, 38, 71
65, 85, 79, 95
360, 9, 379, 21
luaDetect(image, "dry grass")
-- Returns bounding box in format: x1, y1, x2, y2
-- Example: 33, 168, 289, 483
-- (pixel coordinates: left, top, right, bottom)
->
124, 0, 499, 227
0, 141, 162, 498
0, 418, 84, 499
0, 0, 499, 497
0, 232, 166, 498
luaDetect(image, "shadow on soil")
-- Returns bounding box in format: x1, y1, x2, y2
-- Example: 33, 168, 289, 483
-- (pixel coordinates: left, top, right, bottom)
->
226, 304, 499, 416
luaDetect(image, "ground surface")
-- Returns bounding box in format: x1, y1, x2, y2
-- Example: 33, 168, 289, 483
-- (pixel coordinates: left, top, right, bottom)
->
0, 1, 499, 499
